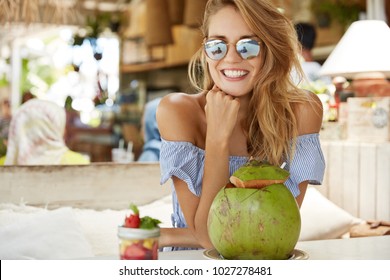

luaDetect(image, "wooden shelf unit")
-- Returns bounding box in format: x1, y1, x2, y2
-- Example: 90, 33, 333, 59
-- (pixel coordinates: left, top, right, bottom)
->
120, 25, 202, 74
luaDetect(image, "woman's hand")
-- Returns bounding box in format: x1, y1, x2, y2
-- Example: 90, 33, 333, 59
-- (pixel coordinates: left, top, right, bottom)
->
205, 86, 240, 143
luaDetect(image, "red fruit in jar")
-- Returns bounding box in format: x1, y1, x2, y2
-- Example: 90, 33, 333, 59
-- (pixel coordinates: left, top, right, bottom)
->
124, 214, 140, 228
152, 241, 158, 260
123, 243, 147, 260
119, 204, 161, 260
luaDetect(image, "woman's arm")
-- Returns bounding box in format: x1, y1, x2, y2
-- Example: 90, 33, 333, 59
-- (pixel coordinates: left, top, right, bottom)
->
295, 91, 323, 136
192, 90, 240, 248
159, 228, 202, 249
157, 90, 240, 249
294, 91, 324, 207
296, 181, 308, 207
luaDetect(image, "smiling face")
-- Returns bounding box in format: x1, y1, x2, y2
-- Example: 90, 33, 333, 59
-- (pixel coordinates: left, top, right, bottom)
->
206, 5, 262, 97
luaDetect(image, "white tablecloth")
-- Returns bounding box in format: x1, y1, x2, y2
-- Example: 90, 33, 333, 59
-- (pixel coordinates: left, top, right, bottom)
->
159, 236, 390, 260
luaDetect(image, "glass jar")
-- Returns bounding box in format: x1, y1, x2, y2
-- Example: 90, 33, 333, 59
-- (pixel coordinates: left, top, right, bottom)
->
118, 226, 160, 260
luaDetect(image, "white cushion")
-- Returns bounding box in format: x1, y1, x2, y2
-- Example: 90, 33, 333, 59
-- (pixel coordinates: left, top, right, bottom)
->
299, 187, 362, 241
0, 207, 94, 259
0, 196, 173, 258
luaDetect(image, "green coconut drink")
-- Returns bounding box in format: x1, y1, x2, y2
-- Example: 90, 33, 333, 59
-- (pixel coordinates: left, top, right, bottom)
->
207, 160, 301, 260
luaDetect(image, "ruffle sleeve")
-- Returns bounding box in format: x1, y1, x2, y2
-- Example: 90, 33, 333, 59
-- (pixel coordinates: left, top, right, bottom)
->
160, 139, 205, 196
285, 133, 325, 197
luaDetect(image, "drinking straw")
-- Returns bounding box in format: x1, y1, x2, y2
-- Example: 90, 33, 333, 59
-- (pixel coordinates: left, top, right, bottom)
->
127, 141, 133, 154
119, 139, 124, 150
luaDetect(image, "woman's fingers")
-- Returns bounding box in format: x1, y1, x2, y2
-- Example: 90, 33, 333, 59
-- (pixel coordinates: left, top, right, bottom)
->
205, 87, 240, 141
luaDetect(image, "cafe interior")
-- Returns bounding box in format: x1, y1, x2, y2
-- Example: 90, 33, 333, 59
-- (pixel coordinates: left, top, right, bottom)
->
0, 0, 389, 260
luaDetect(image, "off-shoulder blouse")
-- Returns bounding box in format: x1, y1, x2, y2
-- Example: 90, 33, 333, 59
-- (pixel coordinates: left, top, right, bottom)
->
160, 133, 325, 229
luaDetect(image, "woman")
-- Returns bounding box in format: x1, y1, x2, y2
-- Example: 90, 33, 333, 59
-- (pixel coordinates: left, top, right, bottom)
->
3, 99, 89, 165
157, 0, 325, 250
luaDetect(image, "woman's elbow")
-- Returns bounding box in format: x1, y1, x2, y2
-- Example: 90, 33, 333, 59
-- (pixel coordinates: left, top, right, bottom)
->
191, 225, 214, 249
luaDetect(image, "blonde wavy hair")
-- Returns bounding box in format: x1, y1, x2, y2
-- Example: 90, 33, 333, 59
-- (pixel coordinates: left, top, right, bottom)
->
189, 0, 313, 166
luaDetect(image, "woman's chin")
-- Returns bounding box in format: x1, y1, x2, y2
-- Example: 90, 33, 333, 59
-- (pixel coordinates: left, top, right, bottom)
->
221, 89, 250, 98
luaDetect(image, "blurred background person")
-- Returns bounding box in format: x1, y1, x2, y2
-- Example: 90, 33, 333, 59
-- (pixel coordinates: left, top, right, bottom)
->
0, 98, 12, 160
2, 99, 90, 165
137, 97, 162, 162
294, 22, 331, 85
21, 90, 36, 104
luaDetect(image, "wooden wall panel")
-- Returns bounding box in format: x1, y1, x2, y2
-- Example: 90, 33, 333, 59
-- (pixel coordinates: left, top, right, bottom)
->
320, 140, 390, 221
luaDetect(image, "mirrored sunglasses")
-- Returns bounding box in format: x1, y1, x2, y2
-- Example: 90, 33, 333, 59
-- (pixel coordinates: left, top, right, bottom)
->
204, 38, 261, 60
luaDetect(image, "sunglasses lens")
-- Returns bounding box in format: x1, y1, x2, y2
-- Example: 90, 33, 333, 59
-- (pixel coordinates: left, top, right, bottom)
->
204, 40, 227, 60
236, 39, 260, 59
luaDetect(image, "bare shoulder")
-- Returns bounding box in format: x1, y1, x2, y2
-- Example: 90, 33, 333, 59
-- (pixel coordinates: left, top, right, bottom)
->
156, 92, 205, 142
295, 91, 323, 135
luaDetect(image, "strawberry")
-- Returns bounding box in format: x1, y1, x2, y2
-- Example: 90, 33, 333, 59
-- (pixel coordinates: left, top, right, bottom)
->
124, 204, 140, 228
124, 214, 140, 228
122, 203, 161, 229
123, 243, 147, 260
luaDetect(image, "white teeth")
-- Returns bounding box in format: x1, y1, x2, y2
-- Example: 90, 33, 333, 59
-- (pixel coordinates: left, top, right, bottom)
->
223, 70, 247, 78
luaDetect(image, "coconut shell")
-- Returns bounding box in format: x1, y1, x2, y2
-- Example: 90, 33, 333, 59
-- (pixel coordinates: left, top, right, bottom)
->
208, 184, 301, 260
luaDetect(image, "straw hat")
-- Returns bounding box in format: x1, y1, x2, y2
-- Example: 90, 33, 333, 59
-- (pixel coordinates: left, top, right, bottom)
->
122, 0, 147, 39
145, 0, 173, 47
184, 0, 208, 28
168, 0, 185, 25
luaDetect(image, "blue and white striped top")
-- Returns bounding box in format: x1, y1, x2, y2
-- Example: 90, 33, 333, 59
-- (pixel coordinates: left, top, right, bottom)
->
160, 133, 325, 229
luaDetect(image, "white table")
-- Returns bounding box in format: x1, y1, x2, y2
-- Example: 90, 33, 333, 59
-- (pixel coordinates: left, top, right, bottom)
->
159, 236, 390, 260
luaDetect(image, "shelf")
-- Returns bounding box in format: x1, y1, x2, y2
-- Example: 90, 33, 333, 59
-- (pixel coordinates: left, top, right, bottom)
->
120, 25, 202, 74
120, 60, 189, 74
